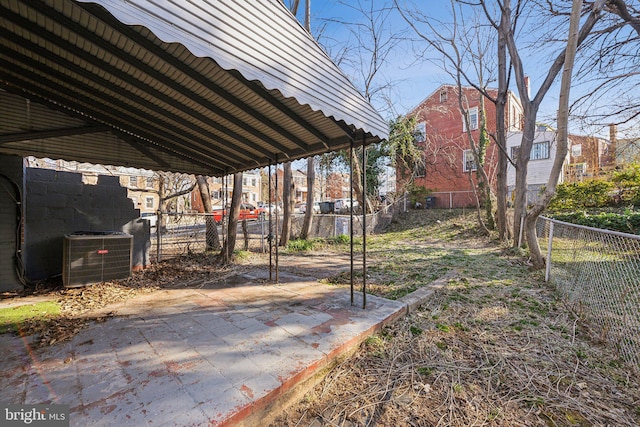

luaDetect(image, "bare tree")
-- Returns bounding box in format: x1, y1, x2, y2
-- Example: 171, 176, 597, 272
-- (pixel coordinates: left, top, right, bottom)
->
221, 172, 242, 264
566, 0, 640, 139
155, 172, 199, 241
396, 1, 498, 232
523, 0, 584, 267
280, 162, 295, 246
195, 175, 220, 251
300, 156, 315, 239
320, 0, 406, 213
501, 0, 607, 265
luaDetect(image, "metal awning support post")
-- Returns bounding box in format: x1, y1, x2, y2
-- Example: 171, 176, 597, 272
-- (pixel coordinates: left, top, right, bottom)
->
349, 139, 354, 306
275, 154, 280, 284
268, 161, 273, 281
223, 170, 228, 249
362, 138, 367, 309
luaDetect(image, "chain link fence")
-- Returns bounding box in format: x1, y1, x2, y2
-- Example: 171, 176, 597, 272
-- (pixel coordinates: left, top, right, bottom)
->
538, 217, 640, 366
151, 195, 408, 262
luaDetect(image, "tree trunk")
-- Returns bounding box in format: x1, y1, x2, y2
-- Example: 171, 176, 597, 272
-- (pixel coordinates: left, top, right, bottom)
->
525, 0, 583, 269
505, 0, 606, 248
300, 156, 315, 240
196, 175, 220, 251
280, 162, 294, 246
221, 172, 242, 264
242, 219, 249, 251
495, 12, 510, 242
351, 150, 373, 214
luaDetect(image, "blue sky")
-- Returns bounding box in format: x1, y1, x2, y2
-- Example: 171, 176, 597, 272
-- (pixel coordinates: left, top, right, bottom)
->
284, 0, 588, 133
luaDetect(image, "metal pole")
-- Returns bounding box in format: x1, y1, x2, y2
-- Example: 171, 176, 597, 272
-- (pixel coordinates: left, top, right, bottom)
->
362, 140, 367, 310
275, 154, 279, 284
223, 171, 228, 249
349, 139, 354, 306
545, 221, 554, 282
268, 162, 273, 281
156, 210, 161, 263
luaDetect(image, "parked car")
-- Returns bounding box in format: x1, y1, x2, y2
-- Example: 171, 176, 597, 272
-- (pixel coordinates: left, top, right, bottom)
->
334, 198, 359, 212
140, 212, 157, 228
239, 203, 266, 221
299, 202, 321, 214
211, 203, 265, 223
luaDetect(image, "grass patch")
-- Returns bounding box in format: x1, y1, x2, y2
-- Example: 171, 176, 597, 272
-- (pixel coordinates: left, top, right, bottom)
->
0, 302, 61, 334
286, 238, 321, 252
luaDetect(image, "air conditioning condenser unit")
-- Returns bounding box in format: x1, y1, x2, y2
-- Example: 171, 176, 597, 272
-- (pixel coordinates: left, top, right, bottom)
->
62, 232, 133, 287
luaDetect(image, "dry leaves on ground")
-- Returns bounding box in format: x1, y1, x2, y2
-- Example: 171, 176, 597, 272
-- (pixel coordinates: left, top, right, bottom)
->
271, 276, 640, 427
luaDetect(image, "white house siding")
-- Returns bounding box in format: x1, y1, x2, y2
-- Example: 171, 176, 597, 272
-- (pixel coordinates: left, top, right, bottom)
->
506, 130, 568, 204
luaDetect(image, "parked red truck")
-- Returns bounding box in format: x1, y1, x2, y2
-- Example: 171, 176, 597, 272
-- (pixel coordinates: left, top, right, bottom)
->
211, 203, 265, 223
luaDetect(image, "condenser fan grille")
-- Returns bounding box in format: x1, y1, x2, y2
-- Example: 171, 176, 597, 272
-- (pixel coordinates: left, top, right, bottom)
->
62, 232, 133, 287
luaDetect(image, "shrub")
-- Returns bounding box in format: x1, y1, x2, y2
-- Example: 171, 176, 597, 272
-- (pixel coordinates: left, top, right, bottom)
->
548, 180, 614, 212
611, 164, 640, 206
550, 210, 640, 234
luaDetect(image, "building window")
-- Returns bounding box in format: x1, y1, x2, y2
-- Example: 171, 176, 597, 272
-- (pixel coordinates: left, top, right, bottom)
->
211, 190, 220, 200
252, 193, 257, 202
463, 149, 477, 172
572, 144, 582, 157
242, 177, 248, 186
129, 176, 137, 187
251, 178, 257, 187
511, 146, 520, 163
463, 107, 479, 131
145, 196, 154, 209
511, 141, 550, 163
510, 105, 522, 131
415, 163, 426, 178
414, 122, 426, 143
146, 177, 154, 188
439, 90, 448, 103
531, 141, 550, 160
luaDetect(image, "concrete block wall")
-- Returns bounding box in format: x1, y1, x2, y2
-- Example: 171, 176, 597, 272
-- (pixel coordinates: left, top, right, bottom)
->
25, 168, 150, 281
0, 155, 23, 292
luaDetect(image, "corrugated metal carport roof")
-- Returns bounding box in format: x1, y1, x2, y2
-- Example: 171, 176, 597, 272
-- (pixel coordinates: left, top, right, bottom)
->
0, 0, 388, 176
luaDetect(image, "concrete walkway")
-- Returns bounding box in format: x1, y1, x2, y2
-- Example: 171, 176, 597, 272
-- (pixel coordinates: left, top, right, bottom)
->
0, 273, 406, 426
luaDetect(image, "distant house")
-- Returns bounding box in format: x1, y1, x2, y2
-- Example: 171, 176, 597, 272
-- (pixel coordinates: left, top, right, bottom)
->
191, 170, 262, 212
566, 133, 612, 182
507, 127, 568, 204
610, 124, 640, 166
403, 84, 524, 208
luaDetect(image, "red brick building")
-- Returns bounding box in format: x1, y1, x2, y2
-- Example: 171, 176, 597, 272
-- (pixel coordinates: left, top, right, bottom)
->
566, 133, 613, 182
403, 84, 523, 208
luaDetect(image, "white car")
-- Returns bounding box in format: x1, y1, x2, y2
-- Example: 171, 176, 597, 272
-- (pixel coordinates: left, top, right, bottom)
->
140, 212, 157, 228
300, 202, 321, 214
334, 199, 359, 212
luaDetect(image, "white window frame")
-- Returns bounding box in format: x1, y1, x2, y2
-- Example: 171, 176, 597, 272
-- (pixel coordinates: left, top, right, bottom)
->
129, 176, 137, 187
571, 144, 582, 157
463, 107, 479, 132
145, 177, 154, 189
463, 149, 477, 172
531, 141, 550, 160
439, 90, 448, 103
414, 122, 426, 143
145, 196, 154, 209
